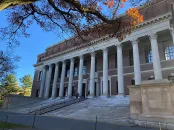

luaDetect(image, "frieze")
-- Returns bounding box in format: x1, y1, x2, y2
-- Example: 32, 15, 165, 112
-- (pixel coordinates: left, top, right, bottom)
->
34, 13, 171, 67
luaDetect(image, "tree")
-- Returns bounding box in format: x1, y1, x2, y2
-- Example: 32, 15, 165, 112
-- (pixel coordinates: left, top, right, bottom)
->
0, 50, 20, 82
0, 0, 149, 45
19, 75, 33, 96
1, 74, 20, 95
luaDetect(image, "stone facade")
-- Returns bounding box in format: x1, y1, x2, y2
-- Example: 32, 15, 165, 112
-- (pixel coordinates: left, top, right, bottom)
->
128, 80, 174, 129
31, 0, 174, 99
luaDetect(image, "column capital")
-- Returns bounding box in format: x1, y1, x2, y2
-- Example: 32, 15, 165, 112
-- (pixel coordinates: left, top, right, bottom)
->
43, 65, 47, 69
149, 33, 157, 40
70, 58, 75, 62
131, 39, 139, 46
102, 48, 108, 53
55, 62, 59, 66
48, 64, 53, 68
116, 44, 122, 50
79, 55, 84, 59
62, 60, 66, 64
91, 52, 96, 57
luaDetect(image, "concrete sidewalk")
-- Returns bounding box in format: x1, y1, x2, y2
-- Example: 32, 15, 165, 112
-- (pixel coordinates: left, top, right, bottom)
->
0, 123, 159, 130
0, 129, 41, 130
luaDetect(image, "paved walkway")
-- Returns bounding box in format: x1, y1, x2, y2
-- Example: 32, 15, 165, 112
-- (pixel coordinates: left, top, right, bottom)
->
0, 128, 38, 130
0, 123, 159, 130
44, 96, 130, 124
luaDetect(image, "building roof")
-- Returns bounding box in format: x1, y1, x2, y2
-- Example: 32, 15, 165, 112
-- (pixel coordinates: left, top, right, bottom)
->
36, 0, 172, 64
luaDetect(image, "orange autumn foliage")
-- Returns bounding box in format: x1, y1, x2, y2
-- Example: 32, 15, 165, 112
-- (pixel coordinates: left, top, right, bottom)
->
104, 0, 143, 27
127, 8, 144, 27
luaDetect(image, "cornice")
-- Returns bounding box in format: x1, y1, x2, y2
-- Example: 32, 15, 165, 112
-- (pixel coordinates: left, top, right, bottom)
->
135, 13, 171, 29
33, 62, 43, 67
34, 13, 171, 67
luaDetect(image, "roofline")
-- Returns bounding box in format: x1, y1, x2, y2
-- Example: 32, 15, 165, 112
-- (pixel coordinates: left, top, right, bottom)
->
42, 0, 166, 52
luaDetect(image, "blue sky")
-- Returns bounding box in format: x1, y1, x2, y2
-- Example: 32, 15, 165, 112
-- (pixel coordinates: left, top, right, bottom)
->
0, 1, 137, 84
0, 10, 65, 83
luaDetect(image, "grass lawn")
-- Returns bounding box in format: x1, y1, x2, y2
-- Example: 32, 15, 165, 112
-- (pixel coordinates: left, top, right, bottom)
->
0, 122, 27, 128
0, 100, 2, 107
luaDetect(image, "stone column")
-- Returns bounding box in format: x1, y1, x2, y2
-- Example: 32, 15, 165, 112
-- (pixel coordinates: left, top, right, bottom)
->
149, 33, 162, 80
39, 66, 46, 98
131, 39, 141, 85
170, 29, 174, 45
59, 61, 66, 98
117, 44, 124, 95
89, 52, 96, 97
44, 64, 53, 98
68, 58, 75, 98
51, 62, 59, 98
78, 55, 84, 97
103, 48, 108, 96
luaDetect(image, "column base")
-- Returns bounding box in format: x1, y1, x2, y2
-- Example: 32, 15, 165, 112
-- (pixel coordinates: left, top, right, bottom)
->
50, 96, 56, 99
57, 96, 65, 99
116, 94, 125, 99
44, 97, 49, 99
65, 96, 73, 99
87, 94, 95, 98
100, 95, 110, 99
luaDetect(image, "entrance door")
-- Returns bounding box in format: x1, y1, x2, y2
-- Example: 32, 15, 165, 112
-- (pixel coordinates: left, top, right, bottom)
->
72, 85, 75, 96
108, 80, 110, 96
64, 87, 67, 96
94, 82, 97, 96
36, 89, 39, 97
49, 87, 52, 97
101, 80, 111, 96
82, 83, 86, 97
56, 88, 59, 97
116, 81, 118, 95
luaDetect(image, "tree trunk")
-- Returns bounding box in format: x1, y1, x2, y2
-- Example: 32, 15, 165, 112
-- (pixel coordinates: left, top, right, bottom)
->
0, 0, 38, 11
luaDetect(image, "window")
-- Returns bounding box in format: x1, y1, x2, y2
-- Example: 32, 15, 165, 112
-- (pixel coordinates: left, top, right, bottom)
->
145, 46, 153, 63
74, 67, 78, 76
38, 71, 43, 81
165, 46, 174, 60
147, 51, 153, 63
82, 66, 87, 75
95, 58, 97, 71
129, 49, 133, 66
67, 69, 70, 77
83, 61, 87, 75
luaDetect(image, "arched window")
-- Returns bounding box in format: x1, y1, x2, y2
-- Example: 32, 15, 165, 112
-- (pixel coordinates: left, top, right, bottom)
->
38, 71, 43, 81
165, 46, 174, 60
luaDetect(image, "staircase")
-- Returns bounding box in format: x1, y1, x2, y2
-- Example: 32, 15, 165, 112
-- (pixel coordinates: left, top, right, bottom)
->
27, 98, 87, 115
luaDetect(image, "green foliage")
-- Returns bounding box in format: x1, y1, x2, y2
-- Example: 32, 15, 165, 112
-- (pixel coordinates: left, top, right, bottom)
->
19, 75, 33, 96
1, 74, 19, 95
0, 122, 26, 128
0, 100, 3, 107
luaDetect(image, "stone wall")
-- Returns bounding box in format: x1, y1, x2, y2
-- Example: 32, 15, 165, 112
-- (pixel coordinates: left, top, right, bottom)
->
2, 95, 44, 109
128, 80, 174, 124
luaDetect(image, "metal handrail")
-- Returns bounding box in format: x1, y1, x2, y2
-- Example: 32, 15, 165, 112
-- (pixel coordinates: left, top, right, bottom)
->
28, 97, 86, 115
26, 98, 64, 113
28, 98, 68, 113
28, 98, 72, 114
